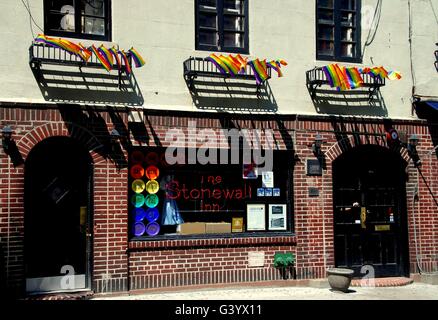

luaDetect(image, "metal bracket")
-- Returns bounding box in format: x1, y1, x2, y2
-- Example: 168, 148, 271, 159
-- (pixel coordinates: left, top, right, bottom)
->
435, 49, 438, 72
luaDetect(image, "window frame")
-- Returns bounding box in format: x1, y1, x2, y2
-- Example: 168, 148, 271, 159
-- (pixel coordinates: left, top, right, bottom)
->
43, 0, 112, 41
128, 147, 295, 241
195, 0, 249, 54
316, 0, 362, 63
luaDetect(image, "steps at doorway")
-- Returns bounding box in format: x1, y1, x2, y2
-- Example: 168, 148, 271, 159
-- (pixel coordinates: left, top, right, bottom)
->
351, 277, 413, 287
23, 290, 93, 300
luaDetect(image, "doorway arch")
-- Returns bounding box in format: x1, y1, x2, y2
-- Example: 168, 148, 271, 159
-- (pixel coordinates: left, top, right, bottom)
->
332, 145, 409, 278
24, 136, 93, 293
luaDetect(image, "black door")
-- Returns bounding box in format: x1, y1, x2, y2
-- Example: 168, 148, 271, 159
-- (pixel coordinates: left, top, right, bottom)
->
333, 145, 409, 278
25, 137, 92, 292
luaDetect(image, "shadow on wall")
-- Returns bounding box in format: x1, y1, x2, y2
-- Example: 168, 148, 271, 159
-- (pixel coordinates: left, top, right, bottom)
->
185, 76, 278, 113
329, 115, 392, 153
0, 240, 5, 297
57, 104, 129, 169
428, 120, 438, 160
309, 87, 388, 117
3, 140, 25, 168
30, 64, 144, 106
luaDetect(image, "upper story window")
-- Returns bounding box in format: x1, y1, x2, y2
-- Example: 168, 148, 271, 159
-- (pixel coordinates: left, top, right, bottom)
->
196, 0, 249, 54
44, 0, 111, 41
316, 0, 361, 62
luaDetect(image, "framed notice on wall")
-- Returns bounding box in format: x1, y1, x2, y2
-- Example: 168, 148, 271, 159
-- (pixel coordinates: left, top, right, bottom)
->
268, 204, 287, 230
246, 204, 266, 231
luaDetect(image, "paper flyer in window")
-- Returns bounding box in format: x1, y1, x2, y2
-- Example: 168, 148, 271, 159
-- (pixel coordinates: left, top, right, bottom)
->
268, 204, 287, 231
261, 171, 274, 188
246, 204, 266, 231
257, 188, 265, 197
242, 163, 258, 179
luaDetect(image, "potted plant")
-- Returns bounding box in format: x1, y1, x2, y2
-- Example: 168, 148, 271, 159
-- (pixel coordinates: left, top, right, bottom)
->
273, 252, 295, 280
327, 268, 354, 292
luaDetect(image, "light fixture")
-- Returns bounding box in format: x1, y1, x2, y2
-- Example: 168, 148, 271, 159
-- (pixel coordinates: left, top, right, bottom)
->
110, 128, 121, 143
408, 134, 419, 147
312, 133, 324, 158
108, 128, 122, 152
407, 134, 421, 167
435, 43, 438, 71
2, 125, 13, 151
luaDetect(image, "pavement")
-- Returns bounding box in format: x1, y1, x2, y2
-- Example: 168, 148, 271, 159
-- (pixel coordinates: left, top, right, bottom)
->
93, 281, 438, 300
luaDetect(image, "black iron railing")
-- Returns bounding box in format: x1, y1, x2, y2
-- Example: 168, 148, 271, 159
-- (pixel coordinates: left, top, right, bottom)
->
306, 67, 385, 101
183, 56, 271, 82
29, 42, 132, 87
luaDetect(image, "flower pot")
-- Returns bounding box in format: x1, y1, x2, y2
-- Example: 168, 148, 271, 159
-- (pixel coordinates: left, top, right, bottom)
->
327, 268, 354, 292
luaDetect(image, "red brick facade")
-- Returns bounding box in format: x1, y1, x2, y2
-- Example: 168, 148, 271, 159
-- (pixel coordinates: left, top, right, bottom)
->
1, 104, 437, 295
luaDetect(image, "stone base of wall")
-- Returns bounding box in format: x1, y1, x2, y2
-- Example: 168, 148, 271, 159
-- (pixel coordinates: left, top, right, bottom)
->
94, 278, 129, 294
127, 266, 327, 291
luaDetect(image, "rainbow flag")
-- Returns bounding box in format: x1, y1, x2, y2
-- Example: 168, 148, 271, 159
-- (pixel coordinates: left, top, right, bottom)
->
119, 50, 132, 74
322, 64, 342, 89
91, 45, 111, 72
33, 34, 150, 75
229, 54, 247, 74
204, 53, 287, 84
97, 45, 114, 68
248, 59, 269, 85
340, 67, 352, 90
388, 71, 402, 80
206, 53, 230, 74
360, 66, 401, 81
109, 47, 122, 69
35, 34, 91, 62
266, 59, 288, 77
128, 47, 145, 68
345, 67, 364, 89
78, 43, 92, 61
219, 55, 240, 76
378, 66, 389, 79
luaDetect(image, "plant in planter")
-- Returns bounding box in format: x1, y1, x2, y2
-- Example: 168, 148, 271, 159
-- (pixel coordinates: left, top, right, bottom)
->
327, 268, 355, 292
273, 252, 295, 280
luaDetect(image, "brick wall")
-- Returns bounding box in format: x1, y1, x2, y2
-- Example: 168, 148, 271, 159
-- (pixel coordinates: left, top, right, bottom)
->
1, 104, 437, 295
0, 105, 129, 295
128, 237, 298, 290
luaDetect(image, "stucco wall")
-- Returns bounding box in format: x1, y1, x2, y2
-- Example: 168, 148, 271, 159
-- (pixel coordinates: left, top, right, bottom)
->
0, 0, 437, 119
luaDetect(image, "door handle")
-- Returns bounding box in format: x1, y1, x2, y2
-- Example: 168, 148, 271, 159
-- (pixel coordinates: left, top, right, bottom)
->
361, 207, 367, 229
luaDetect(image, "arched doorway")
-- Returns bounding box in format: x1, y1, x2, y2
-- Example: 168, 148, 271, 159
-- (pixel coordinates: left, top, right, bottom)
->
333, 145, 409, 278
25, 137, 92, 293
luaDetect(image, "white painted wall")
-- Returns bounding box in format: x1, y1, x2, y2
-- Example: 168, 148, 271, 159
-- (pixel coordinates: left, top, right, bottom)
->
1, 0, 437, 119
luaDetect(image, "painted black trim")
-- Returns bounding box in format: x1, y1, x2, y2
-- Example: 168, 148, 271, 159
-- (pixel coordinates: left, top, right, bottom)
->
86, 161, 94, 291
316, 0, 362, 63
131, 231, 296, 242
43, 0, 112, 42
195, 0, 249, 54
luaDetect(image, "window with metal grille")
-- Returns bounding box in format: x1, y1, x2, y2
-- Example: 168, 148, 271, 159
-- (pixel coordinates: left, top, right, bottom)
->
44, 0, 111, 41
195, 0, 249, 54
316, 0, 361, 62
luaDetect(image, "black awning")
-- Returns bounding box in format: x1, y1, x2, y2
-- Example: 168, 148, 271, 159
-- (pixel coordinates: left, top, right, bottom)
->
414, 101, 438, 119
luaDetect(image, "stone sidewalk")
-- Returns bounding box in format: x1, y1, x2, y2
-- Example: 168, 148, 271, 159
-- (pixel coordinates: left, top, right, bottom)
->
93, 282, 438, 300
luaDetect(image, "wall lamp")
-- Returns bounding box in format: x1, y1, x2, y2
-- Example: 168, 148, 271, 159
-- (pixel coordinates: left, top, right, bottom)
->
109, 128, 122, 153
407, 134, 421, 167
110, 128, 121, 143
311, 133, 324, 158
2, 125, 14, 151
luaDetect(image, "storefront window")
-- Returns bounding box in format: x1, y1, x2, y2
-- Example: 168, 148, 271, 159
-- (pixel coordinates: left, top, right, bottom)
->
128, 147, 293, 239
